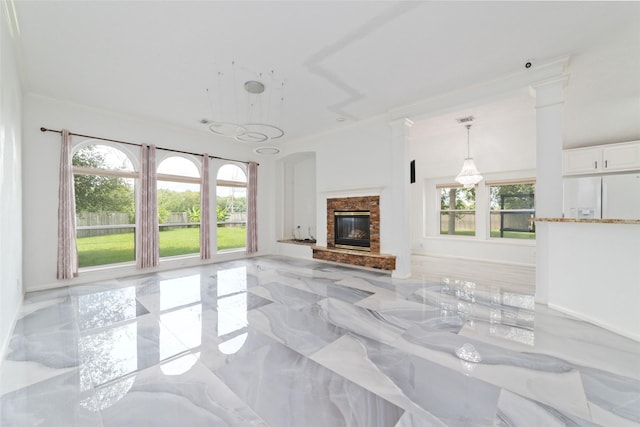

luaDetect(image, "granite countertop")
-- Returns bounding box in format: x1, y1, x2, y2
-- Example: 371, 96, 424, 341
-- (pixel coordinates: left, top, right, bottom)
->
533, 217, 640, 224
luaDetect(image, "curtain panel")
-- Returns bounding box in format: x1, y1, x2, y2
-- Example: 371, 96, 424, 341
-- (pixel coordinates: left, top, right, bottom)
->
200, 154, 211, 259
246, 161, 258, 254
56, 129, 79, 279
136, 144, 159, 268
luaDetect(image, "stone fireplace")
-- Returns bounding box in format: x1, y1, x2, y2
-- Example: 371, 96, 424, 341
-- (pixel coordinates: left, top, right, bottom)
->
313, 195, 395, 270
326, 196, 380, 252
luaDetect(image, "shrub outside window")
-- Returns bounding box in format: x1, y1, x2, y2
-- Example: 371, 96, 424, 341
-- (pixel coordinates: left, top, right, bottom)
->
439, 185, 476, 236
489, 181, 536, 239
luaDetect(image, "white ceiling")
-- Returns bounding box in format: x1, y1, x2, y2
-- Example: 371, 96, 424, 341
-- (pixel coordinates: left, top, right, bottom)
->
10, 1, 640, 148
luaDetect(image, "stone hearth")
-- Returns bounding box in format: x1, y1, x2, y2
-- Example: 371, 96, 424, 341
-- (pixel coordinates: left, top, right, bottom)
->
312, 246, 396, 271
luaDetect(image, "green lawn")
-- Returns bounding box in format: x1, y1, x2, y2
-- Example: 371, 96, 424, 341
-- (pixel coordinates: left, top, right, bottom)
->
77, 232, 135, 267
77, 226, 247, 267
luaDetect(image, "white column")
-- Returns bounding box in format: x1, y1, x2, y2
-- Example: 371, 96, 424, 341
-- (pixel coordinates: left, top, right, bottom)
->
530, 75, 568, 303
389, 118, 413, 278
532, 76, 567, 218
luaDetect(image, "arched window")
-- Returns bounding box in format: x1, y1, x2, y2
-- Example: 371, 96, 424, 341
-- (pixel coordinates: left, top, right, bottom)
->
72, 143, 137, 267
216, 164, 247, 251
157, 156, 201, 257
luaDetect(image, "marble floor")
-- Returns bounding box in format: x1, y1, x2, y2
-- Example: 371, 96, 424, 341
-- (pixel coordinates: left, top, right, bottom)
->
1, 256, 639, 426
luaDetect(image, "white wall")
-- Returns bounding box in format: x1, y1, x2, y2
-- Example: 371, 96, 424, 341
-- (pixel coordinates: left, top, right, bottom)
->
0, 13, 23, 355
278, 118, 395, 253
279, 152, 316, 241
546, 222, 640, 341
409, 92, 538, 266
276, 95, 539, 269
22, 94, 276, 291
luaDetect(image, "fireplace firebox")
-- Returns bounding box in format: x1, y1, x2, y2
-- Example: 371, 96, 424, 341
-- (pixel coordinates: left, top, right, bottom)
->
334, 211, 371, 251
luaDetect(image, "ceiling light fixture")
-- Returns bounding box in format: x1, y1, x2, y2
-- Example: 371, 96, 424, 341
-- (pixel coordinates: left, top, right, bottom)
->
455, 118, 483, 188
203, 64, 285, 143
254, 147, 280, 155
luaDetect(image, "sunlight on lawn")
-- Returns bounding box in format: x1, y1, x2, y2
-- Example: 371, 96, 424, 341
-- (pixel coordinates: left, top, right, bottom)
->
77, 226, 246, 268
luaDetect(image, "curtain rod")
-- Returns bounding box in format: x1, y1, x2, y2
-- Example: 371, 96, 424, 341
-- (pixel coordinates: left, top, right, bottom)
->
40, 127, 258, 166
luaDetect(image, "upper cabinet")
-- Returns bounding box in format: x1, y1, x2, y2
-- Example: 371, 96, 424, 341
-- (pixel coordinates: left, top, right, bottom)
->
563, 141, 640, 175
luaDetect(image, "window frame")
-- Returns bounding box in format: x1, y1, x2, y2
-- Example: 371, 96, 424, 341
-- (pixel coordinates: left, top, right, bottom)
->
487, 179, 536, 240
437, 183, 477, 237
156, 154, 203, 258
72, 142, 138, 269
216, 163, 248, 252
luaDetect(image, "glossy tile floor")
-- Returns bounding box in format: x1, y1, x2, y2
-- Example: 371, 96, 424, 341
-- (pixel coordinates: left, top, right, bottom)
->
1, 256, 639, 426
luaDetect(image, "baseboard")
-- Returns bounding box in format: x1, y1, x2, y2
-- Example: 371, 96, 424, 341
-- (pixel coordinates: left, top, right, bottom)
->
26, 251, 253, 293
548, 302, 640, 343
411, 252, 536, 268
0, 292, 23, 366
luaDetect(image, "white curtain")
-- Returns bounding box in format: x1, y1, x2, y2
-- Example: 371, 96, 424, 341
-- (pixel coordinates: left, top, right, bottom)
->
246, 161, 258, 254
57, 129, 78, 279
200, 154, 211, 259
136, 144, 159, 268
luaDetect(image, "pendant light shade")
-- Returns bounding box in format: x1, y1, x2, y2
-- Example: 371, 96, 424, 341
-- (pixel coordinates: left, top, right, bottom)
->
455, 123, 483, 188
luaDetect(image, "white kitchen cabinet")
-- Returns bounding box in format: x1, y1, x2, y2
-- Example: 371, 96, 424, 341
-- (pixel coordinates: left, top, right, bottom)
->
563, 141, 640, 175
602, 143, 640, 171
563, 147, 602, 175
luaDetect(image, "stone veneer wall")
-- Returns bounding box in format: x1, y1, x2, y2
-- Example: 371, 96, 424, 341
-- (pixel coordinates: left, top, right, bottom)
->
326, 196, 380, 253
316, 195, 395, 271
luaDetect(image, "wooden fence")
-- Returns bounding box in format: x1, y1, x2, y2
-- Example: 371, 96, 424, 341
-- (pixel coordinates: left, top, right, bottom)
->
76, 212, 132, 237
77, 210, 248, 237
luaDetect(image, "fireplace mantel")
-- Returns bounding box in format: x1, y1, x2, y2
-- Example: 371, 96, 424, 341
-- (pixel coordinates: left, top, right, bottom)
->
320, 187, 385, 199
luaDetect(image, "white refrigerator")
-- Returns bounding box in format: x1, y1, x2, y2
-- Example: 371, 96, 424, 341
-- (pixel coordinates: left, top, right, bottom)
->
563, 173, 640, 219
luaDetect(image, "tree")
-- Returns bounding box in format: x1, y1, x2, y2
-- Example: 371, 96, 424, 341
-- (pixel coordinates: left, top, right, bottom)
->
217, 195, 246, 214
157, 189, 200, 214
73, 146, 135, 222
440, 187, 475, 210
440, 187, 476, 235
489, 184, 535, 210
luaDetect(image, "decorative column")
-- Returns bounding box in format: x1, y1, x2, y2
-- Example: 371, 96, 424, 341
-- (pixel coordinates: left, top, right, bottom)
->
530, 74, 568, 303
389, 117, 413, 278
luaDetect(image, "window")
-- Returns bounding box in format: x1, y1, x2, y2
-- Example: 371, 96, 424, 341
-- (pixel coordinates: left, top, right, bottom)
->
73, 144, 137, 268
489, 181, 535, 239
439, 185, 476, 236
157, 156, 201, 257
216, 164, 247, 251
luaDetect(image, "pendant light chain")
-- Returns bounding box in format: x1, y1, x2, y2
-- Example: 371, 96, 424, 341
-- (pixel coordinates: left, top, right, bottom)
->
466, 124, 471, 158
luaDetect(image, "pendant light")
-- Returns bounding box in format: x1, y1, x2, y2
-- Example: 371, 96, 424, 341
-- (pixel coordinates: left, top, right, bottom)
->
203, 64, 286, 143
455, 123, 483, 188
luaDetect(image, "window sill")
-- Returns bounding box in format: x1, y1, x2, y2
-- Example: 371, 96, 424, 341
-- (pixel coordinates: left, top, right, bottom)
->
217, 248, 246, 254
79, 260, 136, 274
78, 253, 201, 273
425, 235, 536, 246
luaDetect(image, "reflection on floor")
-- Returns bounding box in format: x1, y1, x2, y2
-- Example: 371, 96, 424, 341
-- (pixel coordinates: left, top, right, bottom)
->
1, 256, 639, 426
